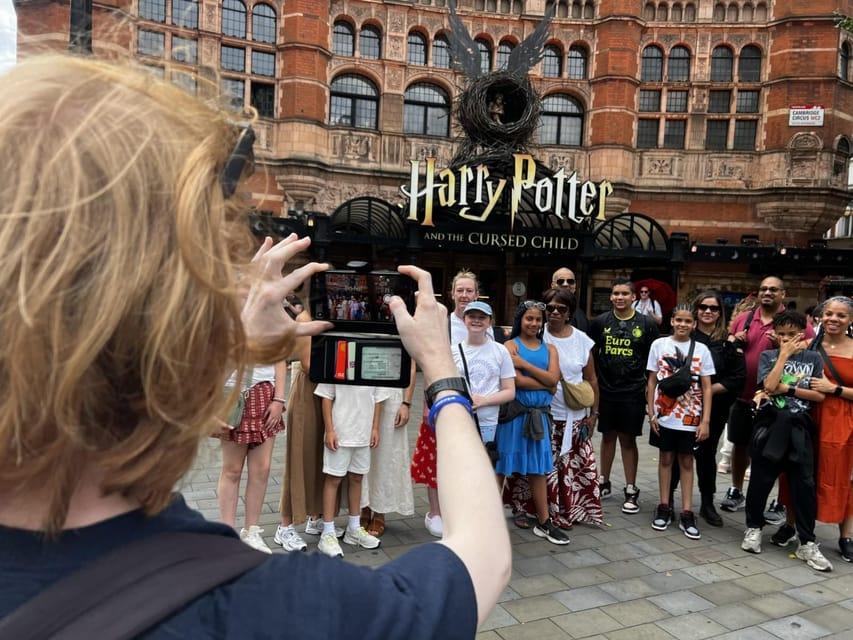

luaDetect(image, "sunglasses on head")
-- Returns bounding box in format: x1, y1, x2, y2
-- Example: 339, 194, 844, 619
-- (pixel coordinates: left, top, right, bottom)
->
545, 303, 568, 314
219, 126, 256, 199
555, 278, 575, 285
522, 300, 546, 311
697, 303, 721, 312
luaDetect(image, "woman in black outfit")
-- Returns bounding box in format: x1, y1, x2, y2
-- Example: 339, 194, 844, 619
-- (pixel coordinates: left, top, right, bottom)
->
668, 290, 746, 526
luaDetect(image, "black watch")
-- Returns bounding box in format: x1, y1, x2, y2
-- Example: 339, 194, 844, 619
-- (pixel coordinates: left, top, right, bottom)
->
786, 385, 797, 397
424, 377, 471, 408
834, 385, 844, 397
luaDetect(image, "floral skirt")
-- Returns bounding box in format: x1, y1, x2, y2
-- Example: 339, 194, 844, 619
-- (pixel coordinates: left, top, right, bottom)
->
503, 419, 603, 528
410, 419, 437, 489
219, 381, 283, 447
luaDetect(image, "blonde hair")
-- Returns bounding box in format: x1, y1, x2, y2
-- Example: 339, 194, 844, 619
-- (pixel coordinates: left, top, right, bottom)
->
451, 269, 479, 295
728, 294, 759, 333
0, 55, 264, 533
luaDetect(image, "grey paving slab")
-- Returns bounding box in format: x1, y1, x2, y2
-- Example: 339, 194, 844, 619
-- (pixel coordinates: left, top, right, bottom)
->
598, 558, 657, 580
690, 580, 756, 606
595, 542, 648, 561
510, 574, 569, 597
785, 583, 845, 607
680, 561, 743, 583
551, 586, 619, 612
654, 612, 728, 640
639, 568, 703, 593
555, 549, 610, 569
711, 628, 780, 640
770, 565, 831, 586
747, 592, 811, 618
735, 573, 796, 595
798, 604, 853, 633
598, 576, 661, 601
496, 618, 572, 640
636, 552, 695, 572
551, 608, 623, 638
501, 595, 570, 623
759, 615, 833, 640
721, 555, 783, 576
647, 589, 715, 615
599, 599, 670, 626
604, 622, 677, 640
552, 566, 613, 588
479, 605, 519, 632
702, 601, 771, 630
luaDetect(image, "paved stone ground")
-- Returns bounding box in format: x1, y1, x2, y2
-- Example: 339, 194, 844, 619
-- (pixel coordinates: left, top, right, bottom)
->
182, 374, 853, 640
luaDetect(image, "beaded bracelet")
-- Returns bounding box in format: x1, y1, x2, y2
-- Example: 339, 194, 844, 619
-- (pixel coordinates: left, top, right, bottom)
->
427, 394, 474, 431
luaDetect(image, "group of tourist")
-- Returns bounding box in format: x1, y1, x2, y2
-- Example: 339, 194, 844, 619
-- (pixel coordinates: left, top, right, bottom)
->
218, 266, 852, 574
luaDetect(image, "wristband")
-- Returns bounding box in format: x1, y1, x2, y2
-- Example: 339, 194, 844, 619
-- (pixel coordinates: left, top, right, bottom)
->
271, 397, 286, 404
786, 386, 797, 397
402, 400, 412, 407
427, 394, 474, 431
834, 385, 844, 397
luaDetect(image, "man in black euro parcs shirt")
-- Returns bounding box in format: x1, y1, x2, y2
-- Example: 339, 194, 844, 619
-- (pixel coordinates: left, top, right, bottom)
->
589, 278, 659, 515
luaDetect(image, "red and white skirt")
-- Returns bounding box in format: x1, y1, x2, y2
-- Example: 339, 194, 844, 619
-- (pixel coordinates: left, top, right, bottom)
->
220, 381, 283, 447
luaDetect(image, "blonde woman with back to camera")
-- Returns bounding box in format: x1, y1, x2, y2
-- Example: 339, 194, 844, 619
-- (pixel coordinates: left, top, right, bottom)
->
0, 56, 510, 638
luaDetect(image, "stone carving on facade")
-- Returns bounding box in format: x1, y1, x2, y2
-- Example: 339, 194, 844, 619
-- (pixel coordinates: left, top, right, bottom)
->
330, 0, 343, 16
643, 156, 677, 177
204, 4, 216, 31
388, 35, 404, 60
409, 141, 454, 167
255, 123, 271, 151
389, 11, 405, 32
705, 157, 749, 180
728, 35, 747, 46
352, 5, 367, 20
547, 153, 576, 173
314, 184, 404, 214
693, 88, 708, 111
331, 131, 378, 162
386, 66, 403, 90
202, 38, 216, 65
660, 34, 678, 46
789, 132, 823, 150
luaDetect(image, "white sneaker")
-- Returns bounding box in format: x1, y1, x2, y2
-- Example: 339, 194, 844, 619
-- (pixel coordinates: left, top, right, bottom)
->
424, 513, 443, 538
318, 532, 344, 557
795, 541, 833, 572
717, 460, 730, 474
305, 517, 343, 537
274, 524, 307, 552
343, 526, 381, 549
239, 525, 272, 554
742, 527, 762, 554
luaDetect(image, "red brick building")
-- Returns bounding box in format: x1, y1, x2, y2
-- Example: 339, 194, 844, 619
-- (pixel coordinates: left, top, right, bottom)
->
14, 0, 853, 319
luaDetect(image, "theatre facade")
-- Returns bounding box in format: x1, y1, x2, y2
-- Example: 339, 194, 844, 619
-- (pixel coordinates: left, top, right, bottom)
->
14, 0, 853, 322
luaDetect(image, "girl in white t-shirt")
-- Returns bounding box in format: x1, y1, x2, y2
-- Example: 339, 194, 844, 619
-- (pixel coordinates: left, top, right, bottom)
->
504, 288, 602, 529
452, 301, 516, 445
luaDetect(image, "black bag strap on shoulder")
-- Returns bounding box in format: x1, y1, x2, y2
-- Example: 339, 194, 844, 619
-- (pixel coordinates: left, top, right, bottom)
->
0, 531, 269, 640
741, 308, 754, 334
817, 344, 849, 387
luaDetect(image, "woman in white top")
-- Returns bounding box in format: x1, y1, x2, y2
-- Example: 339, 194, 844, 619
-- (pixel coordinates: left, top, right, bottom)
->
633, 285, 663, 326
504, 288, 603, 528
216, 361, 287, 553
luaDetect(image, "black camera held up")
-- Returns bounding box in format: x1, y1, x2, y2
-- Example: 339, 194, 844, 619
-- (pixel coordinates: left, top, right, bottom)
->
308, 266, 416, 388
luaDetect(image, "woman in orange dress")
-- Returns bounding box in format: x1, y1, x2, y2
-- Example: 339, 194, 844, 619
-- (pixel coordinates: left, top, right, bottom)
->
808, 296, 853, 563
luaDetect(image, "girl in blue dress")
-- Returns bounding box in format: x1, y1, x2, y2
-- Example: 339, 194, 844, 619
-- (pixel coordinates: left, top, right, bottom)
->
497, 301, 570, 545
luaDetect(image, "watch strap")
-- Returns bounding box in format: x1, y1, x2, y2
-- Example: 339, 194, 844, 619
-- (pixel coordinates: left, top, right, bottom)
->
425, 377, 471, 408
834, 385, 844, 397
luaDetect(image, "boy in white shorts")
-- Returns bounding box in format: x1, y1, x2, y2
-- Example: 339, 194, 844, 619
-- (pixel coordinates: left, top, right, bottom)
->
315, 383, 391, 557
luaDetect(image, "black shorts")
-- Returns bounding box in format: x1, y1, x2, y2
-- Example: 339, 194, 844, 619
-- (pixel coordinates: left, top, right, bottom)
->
598, 394, 646, 437
656, 425, 697, 454
726, 399, 755, 446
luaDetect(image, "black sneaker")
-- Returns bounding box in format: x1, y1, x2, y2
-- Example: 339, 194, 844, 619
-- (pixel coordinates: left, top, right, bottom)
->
599, 480, 612, 499
770, 524, 797, 547
652, 503, 673, 531
720, 487, 745, 512
764, 499, 786, 526
679, 510, 701, 540
700, 502, 724, 527
622, 485, 640, 514
840, 538, 853, 563
533, 518, 571, 545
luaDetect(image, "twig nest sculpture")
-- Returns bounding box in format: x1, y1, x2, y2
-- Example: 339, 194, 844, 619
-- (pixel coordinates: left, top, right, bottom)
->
456, 72, 541, 149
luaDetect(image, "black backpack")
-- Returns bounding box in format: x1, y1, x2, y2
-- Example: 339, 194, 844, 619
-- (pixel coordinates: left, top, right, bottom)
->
0, 532, 268, 640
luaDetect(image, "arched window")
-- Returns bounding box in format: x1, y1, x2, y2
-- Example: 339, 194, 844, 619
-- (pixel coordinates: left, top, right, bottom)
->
713, 3, 725, 21
497, 41, 515, 70
408, 32, 427, 65
671, 3, 682, 21
434, 35, 451, 68
755, 2, 767, 20
538, 94, 584, 146
656, 3, 667, 20
571, 1, 581, 18
221, 0, 246, 38
839, 137, 851, 156
710, 46, 733, 82
726, 3, 738, 21
476, 38, 492, 74
332, 21, 354, 56
172, 0, 198, 28
583, 1, 594, 18
739, 45, 761, 82
404, 83, 450, 136
251, 4, 276, 43
330, 74, 379, 129
542, 44, 562, 77
668, 46, 690, 81
684, 3, 696, 21
557, 0, 568, 18
641, 45, 663, 82
835, 137, 851, 177
841, 42, 851, 81
360, 25, 381, 59
567, 45, 587, 79
643, 2, 655, 20
742, 3, 754, 21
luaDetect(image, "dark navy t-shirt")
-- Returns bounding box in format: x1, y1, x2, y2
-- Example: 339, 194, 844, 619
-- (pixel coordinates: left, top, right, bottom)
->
0, 496, 477, 639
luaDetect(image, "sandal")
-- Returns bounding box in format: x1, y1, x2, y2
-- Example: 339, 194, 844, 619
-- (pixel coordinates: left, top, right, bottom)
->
513, 512, 533, 529
360, 507, 372, 529
367, 513, 386, 537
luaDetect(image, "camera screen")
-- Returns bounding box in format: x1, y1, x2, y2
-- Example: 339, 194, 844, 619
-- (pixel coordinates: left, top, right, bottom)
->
324, 272, 396, 322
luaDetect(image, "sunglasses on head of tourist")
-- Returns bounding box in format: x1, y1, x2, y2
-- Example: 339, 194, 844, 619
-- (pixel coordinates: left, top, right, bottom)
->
522, 300, 546, 311
220, 126, 256, 199
546, 303, 568, 314
555, 278, 575, 285
697, 304, 721, 312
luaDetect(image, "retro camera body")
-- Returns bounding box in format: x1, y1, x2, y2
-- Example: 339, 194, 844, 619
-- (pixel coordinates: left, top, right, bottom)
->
308, 268, 415, 388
